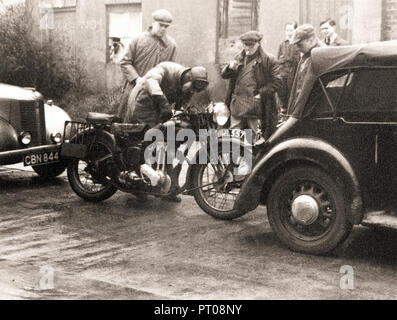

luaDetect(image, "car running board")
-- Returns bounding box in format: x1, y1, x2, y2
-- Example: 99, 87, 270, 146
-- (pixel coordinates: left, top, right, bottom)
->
362, 210, 397, 229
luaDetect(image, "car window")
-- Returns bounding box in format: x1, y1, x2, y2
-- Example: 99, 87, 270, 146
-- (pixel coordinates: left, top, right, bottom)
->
338, 68, 397, 122
310, 70, 351, 118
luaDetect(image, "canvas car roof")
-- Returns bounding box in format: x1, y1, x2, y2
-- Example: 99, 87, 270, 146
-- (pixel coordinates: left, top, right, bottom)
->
311, 40, 397, 76
287, 41, 397, 118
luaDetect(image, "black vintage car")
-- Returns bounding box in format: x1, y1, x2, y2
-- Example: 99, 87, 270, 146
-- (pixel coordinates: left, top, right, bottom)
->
233, 40, 397, 255
0, 83, 70, 177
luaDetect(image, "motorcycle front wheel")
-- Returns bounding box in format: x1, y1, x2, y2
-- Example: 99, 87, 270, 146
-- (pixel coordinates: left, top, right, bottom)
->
192, 139, 252, 220
67, 139, 117, 202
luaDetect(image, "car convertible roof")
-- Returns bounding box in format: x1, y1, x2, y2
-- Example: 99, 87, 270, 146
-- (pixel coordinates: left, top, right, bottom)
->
311, 40, 397, 76
287, 41, 397, 118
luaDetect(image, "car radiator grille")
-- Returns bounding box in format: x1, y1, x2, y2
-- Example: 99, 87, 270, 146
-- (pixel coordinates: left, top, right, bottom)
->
20, 101, 46, 146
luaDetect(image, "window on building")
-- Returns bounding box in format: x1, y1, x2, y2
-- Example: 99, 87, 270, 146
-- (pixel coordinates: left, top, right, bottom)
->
217, 0, 259, 64
39, 0, 76, 8
106, 3, 142, 64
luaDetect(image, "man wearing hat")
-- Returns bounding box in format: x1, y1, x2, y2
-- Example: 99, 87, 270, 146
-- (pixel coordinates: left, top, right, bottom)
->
288, 24, 321, 114
126, 61, 209, 202
222, 30, 281, 140
118, 9, 177, 121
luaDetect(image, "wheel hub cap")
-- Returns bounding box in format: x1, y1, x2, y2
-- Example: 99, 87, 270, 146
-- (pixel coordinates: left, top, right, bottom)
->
291, 195, 319, 225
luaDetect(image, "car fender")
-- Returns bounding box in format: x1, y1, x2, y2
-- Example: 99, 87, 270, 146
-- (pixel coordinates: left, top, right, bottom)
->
0, 117, 20, 152
44, 104, 71, 143
234, 137, 363, 225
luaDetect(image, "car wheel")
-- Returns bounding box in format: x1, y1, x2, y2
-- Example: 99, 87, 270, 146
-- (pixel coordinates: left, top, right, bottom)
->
32, 161, 67, 178
267, 165, 353, 255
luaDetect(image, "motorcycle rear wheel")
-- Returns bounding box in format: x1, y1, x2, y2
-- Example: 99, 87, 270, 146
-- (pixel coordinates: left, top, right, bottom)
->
67, 139, 117, 202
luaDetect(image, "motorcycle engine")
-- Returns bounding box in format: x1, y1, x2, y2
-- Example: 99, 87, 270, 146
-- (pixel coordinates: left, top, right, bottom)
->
140, 164, 172, 194
124, 146, 143, 167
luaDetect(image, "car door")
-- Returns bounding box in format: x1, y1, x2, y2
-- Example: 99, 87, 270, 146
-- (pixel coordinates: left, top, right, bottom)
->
334, 68, 397, 206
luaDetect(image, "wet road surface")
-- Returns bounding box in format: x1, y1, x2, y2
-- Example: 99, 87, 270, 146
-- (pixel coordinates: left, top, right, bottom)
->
0, 165, 396, 299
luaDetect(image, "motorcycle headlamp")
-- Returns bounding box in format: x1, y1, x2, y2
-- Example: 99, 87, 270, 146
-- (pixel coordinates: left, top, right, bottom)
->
212, 102, 230, 127
51, 133, 62, 143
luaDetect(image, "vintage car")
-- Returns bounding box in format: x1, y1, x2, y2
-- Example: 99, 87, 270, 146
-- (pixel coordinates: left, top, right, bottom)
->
233, 40, 397, 255
0, 83, 71, 177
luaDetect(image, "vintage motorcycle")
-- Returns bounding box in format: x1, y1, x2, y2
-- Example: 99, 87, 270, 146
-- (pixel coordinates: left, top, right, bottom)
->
61, 102, 252, 218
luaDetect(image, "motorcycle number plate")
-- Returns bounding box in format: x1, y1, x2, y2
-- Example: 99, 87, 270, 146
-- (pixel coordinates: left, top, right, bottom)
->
218, 129, 246, 139
23, 151, 60, 167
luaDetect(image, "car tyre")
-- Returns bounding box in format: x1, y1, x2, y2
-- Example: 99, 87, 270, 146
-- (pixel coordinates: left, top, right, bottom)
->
267, 165, 353, 255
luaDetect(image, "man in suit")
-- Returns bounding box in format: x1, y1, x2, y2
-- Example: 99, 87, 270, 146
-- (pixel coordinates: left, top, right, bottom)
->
222, 31, 281, 141
320, 18, 349, 47
277, 21, 301, 118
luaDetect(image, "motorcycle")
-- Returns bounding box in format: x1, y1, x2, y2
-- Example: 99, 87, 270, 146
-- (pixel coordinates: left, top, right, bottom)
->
60, 102, 253, 218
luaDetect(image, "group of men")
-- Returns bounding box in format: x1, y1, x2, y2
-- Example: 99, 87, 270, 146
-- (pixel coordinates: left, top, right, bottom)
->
277, 19, 348, 118
115, 9, 348, 202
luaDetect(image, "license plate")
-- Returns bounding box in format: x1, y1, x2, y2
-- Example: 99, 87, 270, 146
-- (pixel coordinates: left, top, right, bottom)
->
217, 129, 246, 139
23, 151, 60, 167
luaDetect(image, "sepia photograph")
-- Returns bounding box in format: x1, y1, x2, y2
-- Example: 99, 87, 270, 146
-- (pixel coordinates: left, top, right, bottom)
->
0, 0, 396, 306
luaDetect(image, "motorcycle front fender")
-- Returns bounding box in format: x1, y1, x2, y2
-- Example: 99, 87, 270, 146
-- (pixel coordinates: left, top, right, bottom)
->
183, 136, 252, 195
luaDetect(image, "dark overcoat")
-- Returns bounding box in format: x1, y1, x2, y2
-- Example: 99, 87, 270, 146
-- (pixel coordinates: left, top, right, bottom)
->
221, 47, 282, 139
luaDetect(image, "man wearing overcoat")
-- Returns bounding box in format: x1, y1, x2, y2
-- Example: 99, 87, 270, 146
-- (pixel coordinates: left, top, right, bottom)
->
221, 31, 282, 140
117, 9, 177, 121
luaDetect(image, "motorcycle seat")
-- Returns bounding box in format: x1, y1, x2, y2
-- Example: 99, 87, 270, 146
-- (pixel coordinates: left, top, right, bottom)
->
111, 123, 148, 135
86, 112, 121, 124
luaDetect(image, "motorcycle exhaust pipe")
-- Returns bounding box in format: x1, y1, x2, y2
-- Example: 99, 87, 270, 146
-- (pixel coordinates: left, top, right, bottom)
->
140, 164, 163, 187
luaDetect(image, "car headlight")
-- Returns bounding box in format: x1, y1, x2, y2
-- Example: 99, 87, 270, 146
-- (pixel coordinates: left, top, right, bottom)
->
50, 133, 62, 143
212, 102, 230, 127
20, 132, 32, 145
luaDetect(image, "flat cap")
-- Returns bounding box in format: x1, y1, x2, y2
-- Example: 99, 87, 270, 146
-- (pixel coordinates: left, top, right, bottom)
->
291, 24, 315, 44
152, 9, 173, 25
239, 30, 263, 43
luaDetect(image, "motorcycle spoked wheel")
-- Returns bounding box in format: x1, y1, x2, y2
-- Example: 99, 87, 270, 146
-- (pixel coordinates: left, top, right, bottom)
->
192, 140, 252, 220
67, 139, 117, 202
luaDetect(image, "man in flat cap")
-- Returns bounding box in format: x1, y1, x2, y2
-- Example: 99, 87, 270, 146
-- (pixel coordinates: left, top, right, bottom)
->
222, 30, 281, 141
288, 24, 321, 114
117, 9, 177, 121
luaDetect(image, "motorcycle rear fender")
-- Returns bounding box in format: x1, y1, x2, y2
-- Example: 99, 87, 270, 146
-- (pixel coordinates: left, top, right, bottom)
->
233, 138, 364, 225
91, 129, 117, 152
62, 128, 117, 160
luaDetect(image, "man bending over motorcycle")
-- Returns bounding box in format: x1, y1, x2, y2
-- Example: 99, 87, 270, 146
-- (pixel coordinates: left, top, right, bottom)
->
124, 61, 209, 202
